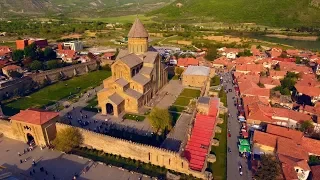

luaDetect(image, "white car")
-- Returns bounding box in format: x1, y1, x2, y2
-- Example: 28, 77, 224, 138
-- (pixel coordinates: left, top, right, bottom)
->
105, 118, 110, 122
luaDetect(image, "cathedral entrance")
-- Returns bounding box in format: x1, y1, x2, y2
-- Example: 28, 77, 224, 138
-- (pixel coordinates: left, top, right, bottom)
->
106, 103, 114, 115
26, 133, 35, 145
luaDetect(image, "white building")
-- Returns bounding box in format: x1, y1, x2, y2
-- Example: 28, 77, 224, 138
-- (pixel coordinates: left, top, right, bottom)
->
63, 41, 83, 52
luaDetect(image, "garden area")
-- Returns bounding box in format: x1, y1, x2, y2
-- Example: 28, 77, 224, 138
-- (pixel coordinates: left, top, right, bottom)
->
169, 88, 201, 113
210, 75, 220, 86
2, 70, 111, 116
123, 113, 146, 121
207, 113, 227, 180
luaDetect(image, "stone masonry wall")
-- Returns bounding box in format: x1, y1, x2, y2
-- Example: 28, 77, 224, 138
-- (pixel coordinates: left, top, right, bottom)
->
0, 119, 19, 140
28, 61, 98, 84
56, 123, 206, 179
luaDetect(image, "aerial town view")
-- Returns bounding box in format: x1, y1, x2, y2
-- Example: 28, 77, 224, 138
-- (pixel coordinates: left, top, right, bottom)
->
1, 0, 320, 180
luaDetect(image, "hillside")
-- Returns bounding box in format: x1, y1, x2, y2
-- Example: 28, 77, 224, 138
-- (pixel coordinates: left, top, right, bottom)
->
148, 0, 320, 27
0, 0, 172, 18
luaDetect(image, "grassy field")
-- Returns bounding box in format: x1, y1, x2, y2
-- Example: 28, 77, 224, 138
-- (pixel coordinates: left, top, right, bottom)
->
179, 89, 201, 98
123, 113, 146, 121
83, 96, 100, 112
149, 0, 320, 27
77, 15, 154, 24
3, 70, 111, 115
173, 97, 193, 107
208, 113, 227, 180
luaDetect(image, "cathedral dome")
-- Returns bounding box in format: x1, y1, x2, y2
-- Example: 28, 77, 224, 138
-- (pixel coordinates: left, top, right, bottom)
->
128, 18, 149, 38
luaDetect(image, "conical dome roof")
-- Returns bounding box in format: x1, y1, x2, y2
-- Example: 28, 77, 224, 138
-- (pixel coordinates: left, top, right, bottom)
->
128, 18, 149, 38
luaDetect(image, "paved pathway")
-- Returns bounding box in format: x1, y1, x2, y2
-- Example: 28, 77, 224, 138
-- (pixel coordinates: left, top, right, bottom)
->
0, 137, 152, 180
222, 72, 252, 180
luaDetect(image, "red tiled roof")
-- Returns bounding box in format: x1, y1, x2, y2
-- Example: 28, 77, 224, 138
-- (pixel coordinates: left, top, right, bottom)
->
10, 109, 59, 125
2, 65, 21, 71
295, 85, 320, 97
212, 56, 231, 66
57, 49, 76, 59
266, 124, 303, 143
279, 62, 312, 74
177, 58, 199, 67
277, 137, 309, 160
236, 64, 264, 73
253, 131, 277, 148
302, 137, 320, 156
237, 74, 260, 84
259, 77, 281, 86
269, 70, 287, 78
103, 52, 115, 57
311, 165, 320, 180
184, 99, 218, 171
238, 80, 270, 98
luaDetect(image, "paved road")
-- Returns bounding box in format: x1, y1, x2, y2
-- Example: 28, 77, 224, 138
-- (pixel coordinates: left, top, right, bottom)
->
0, 137, 152, 180
222, 72, 252, 180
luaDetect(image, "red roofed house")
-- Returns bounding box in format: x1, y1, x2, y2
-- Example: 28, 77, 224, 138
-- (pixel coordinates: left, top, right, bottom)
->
0, 46, 12, 57
236, 64, 264, 75
102, 52, 116, 60
177, 57, 199, 67
10, 109, 59, 146
212, 56, 234, 70
259, 77, 281, 89
269, 48, 282, 58
269, 70, 287, 80
2, 65, 23, 77
279, 61, 313, 74
238, 80, 270, 99
252, 124, 320, 180
57, 49, 77, 63
295, 84, 320, 104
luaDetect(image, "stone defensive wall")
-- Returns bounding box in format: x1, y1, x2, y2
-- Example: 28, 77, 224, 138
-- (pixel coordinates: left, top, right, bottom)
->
0, 76, 34, 100
56, 123, 206, 179
0, 119, 19, 141
28, 61, 99, 84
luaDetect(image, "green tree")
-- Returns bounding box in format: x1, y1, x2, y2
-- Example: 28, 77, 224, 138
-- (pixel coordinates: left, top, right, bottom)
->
257, 82, 265, 88
29, 60, 43, 71
24, 43, 37, 59
254, 154, 281, 180
299, 120, 314, 134
12, 49, 24, 61
309, 155, 320, 166
210, 75, 220, 86
238, 49, 253, 57
46, 60, 60, 70
148, 107, 172, 133
52, 127, 83, 153
174, 67, 184, 76
205, 47, 217, 61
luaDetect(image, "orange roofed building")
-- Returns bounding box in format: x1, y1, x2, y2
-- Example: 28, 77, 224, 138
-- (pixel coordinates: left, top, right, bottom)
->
252, 124, 320, 180
177, 57, 199, 67
9, 109, 59, 146
16, 38, 48, 50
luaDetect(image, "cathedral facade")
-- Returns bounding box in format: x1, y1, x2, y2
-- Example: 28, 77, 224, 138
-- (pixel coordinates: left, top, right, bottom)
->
97, 18, 168, 117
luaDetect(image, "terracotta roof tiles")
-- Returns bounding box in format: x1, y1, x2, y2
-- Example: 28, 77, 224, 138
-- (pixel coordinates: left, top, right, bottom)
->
10, 109, 59, 125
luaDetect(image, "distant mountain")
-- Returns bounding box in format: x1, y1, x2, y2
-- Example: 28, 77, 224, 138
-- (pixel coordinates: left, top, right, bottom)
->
148, 0, 320, 27
0, 0, 172, 18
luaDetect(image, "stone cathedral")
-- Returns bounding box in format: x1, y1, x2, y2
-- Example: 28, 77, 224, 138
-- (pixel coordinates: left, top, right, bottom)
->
97, 18, 168, 117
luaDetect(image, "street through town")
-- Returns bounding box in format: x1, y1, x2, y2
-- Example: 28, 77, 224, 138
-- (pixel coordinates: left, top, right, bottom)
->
223, 72, 252, 180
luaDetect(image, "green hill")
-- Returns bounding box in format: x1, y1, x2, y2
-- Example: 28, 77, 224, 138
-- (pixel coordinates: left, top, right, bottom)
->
148, 0, 320, 27
0, 0, 172, 18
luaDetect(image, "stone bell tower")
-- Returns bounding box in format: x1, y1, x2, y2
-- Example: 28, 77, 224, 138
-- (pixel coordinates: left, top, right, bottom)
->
127, 18, 149, 55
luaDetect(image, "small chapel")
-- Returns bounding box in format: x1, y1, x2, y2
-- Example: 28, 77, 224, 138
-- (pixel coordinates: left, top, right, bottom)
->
97, 18, 168, 117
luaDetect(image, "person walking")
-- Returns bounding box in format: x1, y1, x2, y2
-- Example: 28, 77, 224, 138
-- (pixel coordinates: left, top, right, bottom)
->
18, 152, 21, 156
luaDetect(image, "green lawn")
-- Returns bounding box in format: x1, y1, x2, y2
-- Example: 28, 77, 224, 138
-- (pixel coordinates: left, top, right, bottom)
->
168, 105, 185, 112
173, 97, 193, 107
207, 113, 227, 180
3, 70, 111, 116
179, 88, 201, 98
210, 76, 221, 86
123, 114, 146, 122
